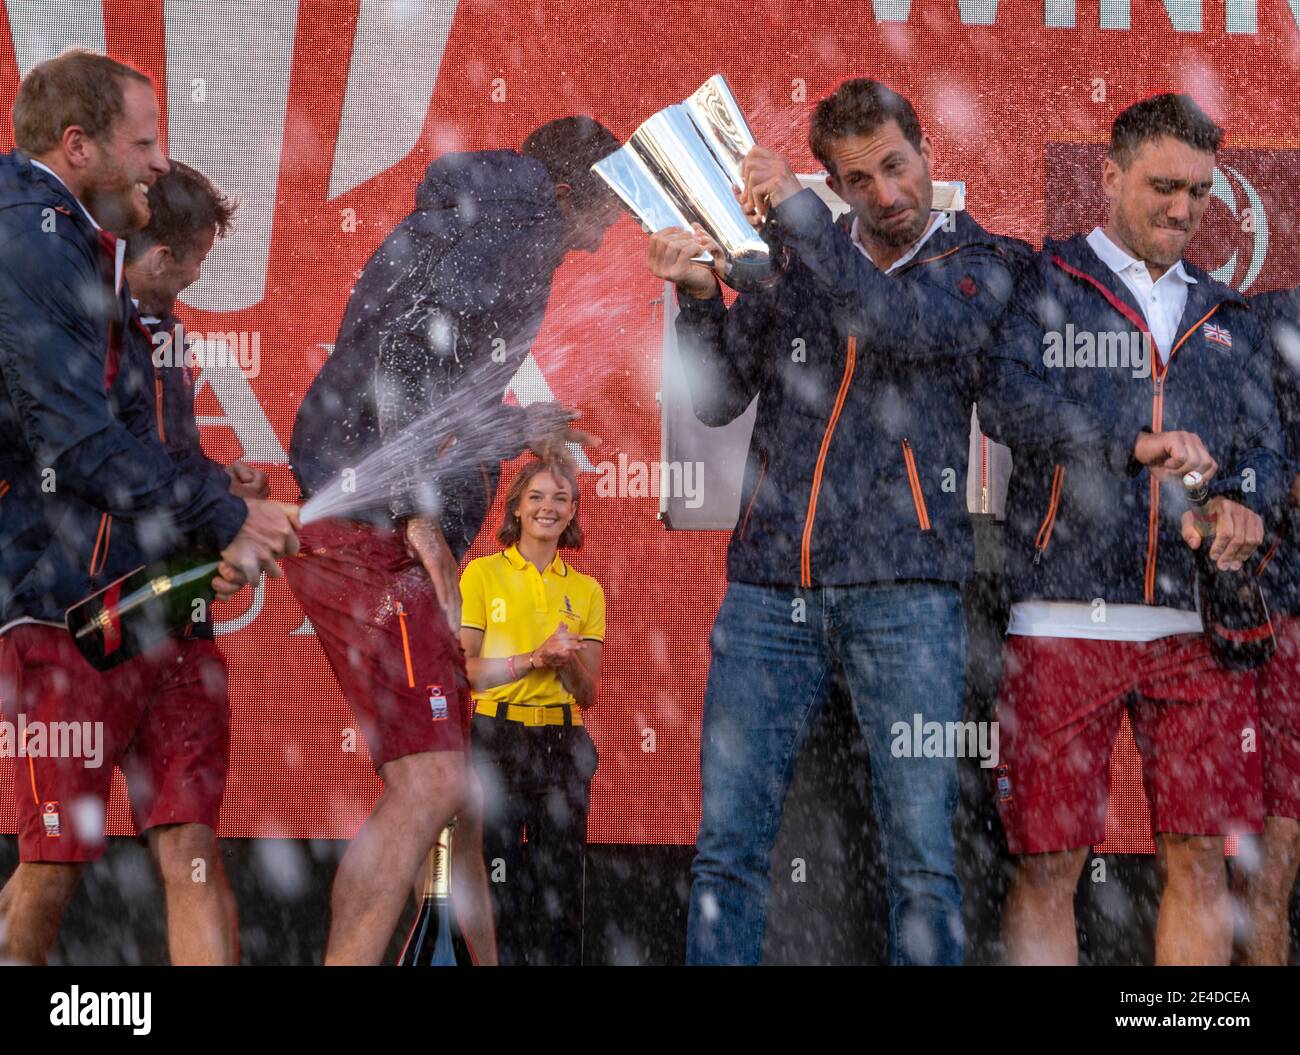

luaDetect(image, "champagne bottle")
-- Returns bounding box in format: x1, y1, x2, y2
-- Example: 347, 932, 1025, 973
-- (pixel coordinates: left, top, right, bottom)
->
397, 824, 474, 966
65, 553, 220, 671
1184, 472, 1276, 671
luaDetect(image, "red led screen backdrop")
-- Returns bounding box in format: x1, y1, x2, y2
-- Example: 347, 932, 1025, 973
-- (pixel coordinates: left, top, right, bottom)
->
1, 1, 1297, 849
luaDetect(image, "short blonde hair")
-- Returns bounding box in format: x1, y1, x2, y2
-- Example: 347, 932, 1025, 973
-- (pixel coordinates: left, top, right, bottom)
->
13, 48, 152, 155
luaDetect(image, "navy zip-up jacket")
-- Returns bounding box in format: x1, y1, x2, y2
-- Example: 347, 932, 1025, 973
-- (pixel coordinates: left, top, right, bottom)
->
290, 150, 565, 560
130, 307, 231, 492
0, 150, 246, 626
104, 306, 234, 638
978, 233, 1285, 611
674, 188, 1017, 588
1248, 287, 1300, 616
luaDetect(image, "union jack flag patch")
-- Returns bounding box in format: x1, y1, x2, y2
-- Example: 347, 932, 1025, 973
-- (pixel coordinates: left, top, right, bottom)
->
1203, 322, 1233, 348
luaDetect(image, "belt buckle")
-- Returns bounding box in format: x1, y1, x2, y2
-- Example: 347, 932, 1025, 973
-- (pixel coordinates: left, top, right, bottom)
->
528, 705, 547, 726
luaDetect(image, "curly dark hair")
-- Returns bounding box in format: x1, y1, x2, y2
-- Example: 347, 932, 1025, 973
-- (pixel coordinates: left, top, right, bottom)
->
1108, 93, 1222, 169
125, 159, 237, 263
809, 79, 923, 177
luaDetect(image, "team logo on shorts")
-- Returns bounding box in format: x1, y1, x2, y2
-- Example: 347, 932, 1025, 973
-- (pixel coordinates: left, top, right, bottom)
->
426, 684, 448, 721
995, 766, 1013, 802
42, 801, 62, 838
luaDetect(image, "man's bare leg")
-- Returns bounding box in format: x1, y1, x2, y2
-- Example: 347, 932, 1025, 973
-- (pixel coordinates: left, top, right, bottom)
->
1002, 848, 1088, 965
148, 823, 235, 966
1234, 816, 1300, 966
0, 862, 84, 965
327, 750, 465, 965
1155, 833, 1231, 965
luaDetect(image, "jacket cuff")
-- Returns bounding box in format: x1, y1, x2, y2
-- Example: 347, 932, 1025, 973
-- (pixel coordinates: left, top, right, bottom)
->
1208, 475, 1258, 513
674, 286, 725, 319
206, 490, 249, 551
768, 187, 828, 242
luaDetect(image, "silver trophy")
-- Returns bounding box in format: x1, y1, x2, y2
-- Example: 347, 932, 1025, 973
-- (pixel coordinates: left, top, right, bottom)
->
594, 75, 779, 291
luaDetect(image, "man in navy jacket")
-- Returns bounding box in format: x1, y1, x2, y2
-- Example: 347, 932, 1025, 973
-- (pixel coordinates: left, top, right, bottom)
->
648, 79, 1018, 965
285, 118, 619, 964
110, 159, 266, 965
978, 94, 1285, 965
0, 49, 297, 964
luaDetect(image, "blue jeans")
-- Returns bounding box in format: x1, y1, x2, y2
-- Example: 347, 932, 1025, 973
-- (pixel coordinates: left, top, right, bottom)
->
686, 581, 967, 965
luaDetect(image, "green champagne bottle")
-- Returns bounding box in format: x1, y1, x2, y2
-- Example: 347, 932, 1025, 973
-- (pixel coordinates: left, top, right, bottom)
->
1184, 472, 1276, 671
65, 553, 220, 671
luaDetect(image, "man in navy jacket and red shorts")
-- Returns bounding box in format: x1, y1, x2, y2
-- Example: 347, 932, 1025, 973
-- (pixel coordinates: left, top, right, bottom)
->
1236, 287, 1300, 964
286, 118, 619, 964
0, 50, 297, 964
979, 94, 1285, 965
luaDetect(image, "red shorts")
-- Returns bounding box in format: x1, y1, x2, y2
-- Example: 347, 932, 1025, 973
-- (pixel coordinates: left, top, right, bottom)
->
118, 635, 230, 835
1254, 614, 1300, 820
995, 633, 1263, 854
284, 518, 471, 769
0, 626, 230, 863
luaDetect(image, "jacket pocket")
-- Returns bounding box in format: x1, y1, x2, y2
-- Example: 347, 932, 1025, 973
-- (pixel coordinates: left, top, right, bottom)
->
1033, 464, 1065, 565
900, 438, 932, 533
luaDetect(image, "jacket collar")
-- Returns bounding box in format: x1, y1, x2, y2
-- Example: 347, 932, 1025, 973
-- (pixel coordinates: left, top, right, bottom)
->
833, 206, 998, 271
28, 157, 101, 231
1048, 231, 1246, 324
503, 544, 567, 576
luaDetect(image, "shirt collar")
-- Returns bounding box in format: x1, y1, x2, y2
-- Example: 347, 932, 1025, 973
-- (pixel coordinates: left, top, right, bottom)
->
503, 544, 567, 576
1086, 227, 1196, 287
131, 297, 162, 326
850, 210, 946, 274
29, 158, 102, 231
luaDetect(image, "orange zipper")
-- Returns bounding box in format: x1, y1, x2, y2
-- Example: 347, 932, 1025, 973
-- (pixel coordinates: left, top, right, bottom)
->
1033, 464, 1065, 564
154, 369, 167, 442
800, 336, 857, 588
1256, 534, 1282, 577
900, 438, 932, 532
89, 512, 112, 576
896, 246, 962, 273
979, 433, 990, 515
396, 602, 415, 688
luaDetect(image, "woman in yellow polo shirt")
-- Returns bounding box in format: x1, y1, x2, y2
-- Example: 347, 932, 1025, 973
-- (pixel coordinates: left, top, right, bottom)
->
459, 456, 604, 966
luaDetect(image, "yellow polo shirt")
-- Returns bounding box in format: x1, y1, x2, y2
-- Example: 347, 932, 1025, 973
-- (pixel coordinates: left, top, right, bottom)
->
460, 545, 606, 708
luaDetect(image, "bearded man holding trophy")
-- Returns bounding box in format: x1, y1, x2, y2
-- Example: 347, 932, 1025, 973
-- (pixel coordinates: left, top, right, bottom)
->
622, 76, 1018, 964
